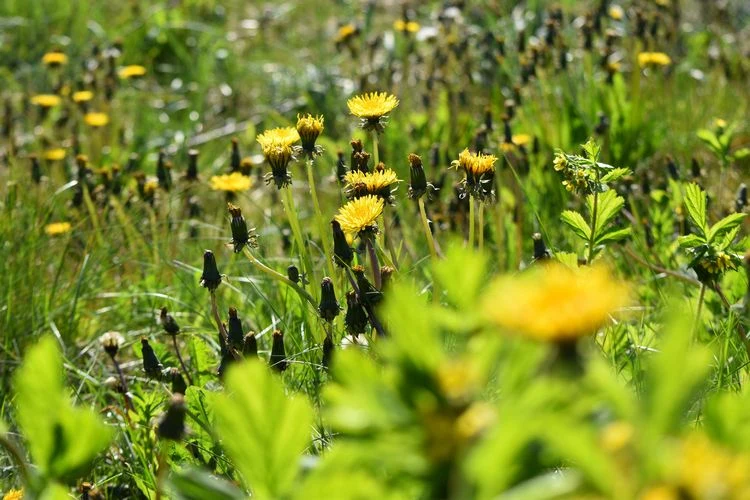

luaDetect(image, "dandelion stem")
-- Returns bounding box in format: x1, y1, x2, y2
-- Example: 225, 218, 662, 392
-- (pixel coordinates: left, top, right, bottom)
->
478, 202, 485, 251
281, 185, 313, 286
366, 237, 382, 289
345, 266, 387, 338
242, 247, 317, 308
306, 158, 336, 282
371, 130, 379, 166
110, 355, 134, 416
418, 198, 438, 261
210, 292, 229, 347
468, 194, 475, 248
693, 283, 706, 340
171, 334, 194, 386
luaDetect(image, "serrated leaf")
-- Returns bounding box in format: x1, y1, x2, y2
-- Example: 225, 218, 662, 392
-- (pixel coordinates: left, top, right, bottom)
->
683, 183, 708, 237
595, 227, 632, 246
213, 361, 313, 498
697, 129, 722, 153
13, 336, 112, 482
717, 225, 742, 251
677, 234, 706, 249
555, 251, 580, 269
586, 190, 625, 239
708, 212, 746, 244
560, 211, 591, 241
600, 167, 631, 184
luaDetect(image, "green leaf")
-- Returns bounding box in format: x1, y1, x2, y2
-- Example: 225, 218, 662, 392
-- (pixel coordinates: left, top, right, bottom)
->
697, 129, 722, 153
587, 190, 625, 239
732, 147, 750, 160
595, 227, 632, 246
683, 183, 708, 237
13, 336, 112, 482
213, 361, 313, 498
560, 210, 591, 241
168, 466, 245, 500
708, 212, 746, 244
432, 240, 488, 311
555, 251, 580, 269
600, 167, 631, 184
677, 234, 706, 248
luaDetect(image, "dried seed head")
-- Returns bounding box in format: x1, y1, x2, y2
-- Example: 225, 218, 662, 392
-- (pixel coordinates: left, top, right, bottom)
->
200, 250, 222, 291
270, 330, 288, 372
318, 277, 341, 322
157, 394, 187, 441
100, 331, 124, 358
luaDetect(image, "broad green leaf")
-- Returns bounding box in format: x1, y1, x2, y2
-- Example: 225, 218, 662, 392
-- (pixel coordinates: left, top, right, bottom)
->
708, 212, 746, 244
677, 234, 706, 248
168, 466, 245, 500
586, 190, 625, 239
13, 336, 112, 482
213, 361, 313, 499
595, 227, 632, 246
696, 129, 722, 153
733, 147, 750, 160
683, 183, 708, 237
560, 210, 591, 241
554, 251, 579, 269
717, 225, 743, 251
432, 240, 488, 311
600, 167, 631, 184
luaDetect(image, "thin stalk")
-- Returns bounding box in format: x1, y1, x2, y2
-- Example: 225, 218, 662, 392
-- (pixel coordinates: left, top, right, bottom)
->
418, 198, 438, 260
305, 158, 336, 281
693, 284, 706, 339
371, 130, 379, 166
478, 202, 485, 251
366, 237, 382, 289
0, 433, 32, 486
210, 292, 230, 348
587, 189, 599, 264
171, 334, 194, 386
110, 354, 134, 416
242, 248, 317, 307
282, 185, 315, 291
468, 194, 475, 248
381, 213, 400, 269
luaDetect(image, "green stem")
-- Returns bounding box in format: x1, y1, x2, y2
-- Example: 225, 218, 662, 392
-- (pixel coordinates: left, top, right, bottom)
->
418, 198, 438, 261
371, 130, 379, 166
171, 334, 194, 386
587, 190, 599, 265
282, 185, 315, 291
0, 433, 32, 486
242, 248, 317, 308
305, 159, 337, 282
468, 194, 475, 248
366, 237, 382, 289
478, 202, 485, 251
693, 284, 706, 340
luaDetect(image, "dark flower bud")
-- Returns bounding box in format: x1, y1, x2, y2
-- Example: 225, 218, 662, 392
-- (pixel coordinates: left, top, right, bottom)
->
345, 291, 368, 337
318, 277, 341, 322
352, 151, 371, 173
188, 196, 202, 218
594, 113, 610, 135
228, 203, 257, 253
230, 138, 241, 173
126, 153, 140, 172
737, 184, 748, 213
504, 99, 516, 120
169, 367, 187, 395
666, 156, 679, 180
331, 220, 354, 268
217, 348, 235, 379
690, 157, 701, 179
352, 265, 382, 306
31, 155, 42, 184
270, 330, 288, 372
336, 150, 347, 182
156, 151, 172, 191
532, 232, 551, 261
186, 149, 199, 181
380, 266, 395, 291
322, 335, 334, 369
227, 307, 244, 349
408, 153, 428, 200
141, 338, 163, 379
243, 332, 258, 357
503, 116, 513, 144
160, 307, 180, 335
240, 157, 253, 176
287, 264, 300, 283
200, 250, 222, 291
157, 394, 186, 441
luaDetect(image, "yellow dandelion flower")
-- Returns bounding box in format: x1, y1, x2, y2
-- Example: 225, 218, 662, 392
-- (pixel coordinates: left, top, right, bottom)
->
3, 489, 24, 500
210, 172, 253, 193
608, 5, 624, 20
481, 263, 629, 343
334, 195, 384, 237
44, 222, 72, 236
601, 421, 635, 452
344, 168, 399, 200
256, 127, 300, 150
501, 134, 532, 153
72, 90, 94, 103
143, 178, 159, 196
640, 486, 679, 500
84, 112, 109, 127
677, 434, 750, 499
30, 94, 61, 108
296, 114, 324, 154
43, 148, 66, 161
394, 20, 420, 33
347, 91, 399, 121
335, 24, 358, 44
654, 0, 670, 6
713, 118, 727, 129
638, 51, 672, 67
42, 51, 67, 66
455, 148, 497, 176
118, 65, 147, 79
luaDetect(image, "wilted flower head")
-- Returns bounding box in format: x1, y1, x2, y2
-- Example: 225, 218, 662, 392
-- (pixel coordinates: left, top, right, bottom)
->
347, 91, 399, 132
141, 338, 163, 379
227, 307, 244, 349
44, 222, 71, 236
638, 51, 672, 67
345, 290, 368, 337
84, 112, 109, 127
99, 331, 124, 358
118, 65, 147, 79
343, 167, 399, 202
296, 114, 325, 157
227, 203, 257, 253
210, 172, 253, 193
200, 250, 222, 291
482, 263, 629, 343
160, 307, 180, 336
334, 195, 384, 238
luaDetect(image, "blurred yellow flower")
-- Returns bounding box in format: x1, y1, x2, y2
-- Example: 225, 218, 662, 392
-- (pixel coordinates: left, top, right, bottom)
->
394, 20, 420, 33
482, 263, 629, 342
72, 90, 94, 103
2, 489, 24, 500
42, 51, 67, 66
677, 434, 750, 499
608, 5, 624, 20
335, 24, 358, 44
45, 222, 72, 236
210, 172, 253, 193
118, 65, 147, 79
640, 486, 679, 500
601, 421, 635, 452
347, 92, 399, 120
638, 52, 672, 67
454, 148, 497, 176
30, 94, 61, 108
714, 118, 728, 129
84, 112, 109, 127
501, 134, 532, 153
43, 148, 66, 161
334, 195, 384, 236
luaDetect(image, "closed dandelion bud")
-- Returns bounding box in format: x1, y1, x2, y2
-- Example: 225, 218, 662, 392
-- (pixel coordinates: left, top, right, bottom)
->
100, 331, 124, 358
408, 153, 428, 200
227, 307, 244, 349
230, 138, 241, 173
200, 250, 222, 291
240, 157, 253, 176
503, 117, 513, 144
243, 332, 258, 357
331, 220, 354, 268
160, 307, 180, 335
504, 99, 516, 120
666, 156, 679, 180
345, 290, 368, 337
217, 347, 235, 379
532, 233, 551, 261
169, 367, 187, 395
270, 330, 288, 372
380, 266, 395, 291
353, 151, 371, 173
594, 113, 610, 135
736, 184, 747, 213
186, 149, 199, 181
691, 157, 701, 178
318, 277, 341, 322
156, 151, 172, 191
157, 394, 186, 441
296, 114, 325, 158
287, 264, 302, 284
228, 203, 257, 253
322, 335, 334, 369
31, 155, 42, 184
352, 265, 382, 306
126, 153, 140, 172
141, 338, 163, 379
336, 150, 347, 182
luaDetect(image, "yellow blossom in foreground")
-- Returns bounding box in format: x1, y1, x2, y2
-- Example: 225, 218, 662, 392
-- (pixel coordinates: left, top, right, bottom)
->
45, 222, 72, 236
118, 65, 147, 79
394, 20, 420, 33
347, 92, 399, 120
30, 94, 61, 108
3, 489, 24, 500
334, 195, 384, 236
256, 127, 300, 151
72, 90, 94, 103
481, 263, 629, 342
638, 52, 672, 67
640, 486, 679, 500
455, 148, 497, 176
42, 51, 67, 66
84, 112, 109, 127
210, 172, 253, 193
43, 148, 66, 161
673, 434, 750, 499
